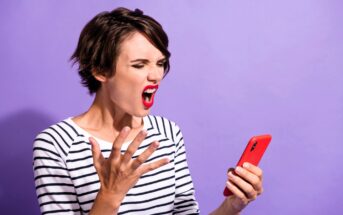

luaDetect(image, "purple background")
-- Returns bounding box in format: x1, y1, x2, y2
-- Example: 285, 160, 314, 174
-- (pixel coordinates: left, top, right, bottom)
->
1, 0, 342, 214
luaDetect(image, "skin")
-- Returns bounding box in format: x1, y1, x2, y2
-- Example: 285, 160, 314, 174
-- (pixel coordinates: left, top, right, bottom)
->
73, 32, 264, 215
210, 163, 264, 214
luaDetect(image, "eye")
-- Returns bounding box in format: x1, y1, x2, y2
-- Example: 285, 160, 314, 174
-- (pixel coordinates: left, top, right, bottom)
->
157, 60, 166, 68
132, 64, 144, 69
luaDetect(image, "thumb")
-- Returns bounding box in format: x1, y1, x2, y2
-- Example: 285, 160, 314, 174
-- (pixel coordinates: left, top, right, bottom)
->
89, 137, 104, 170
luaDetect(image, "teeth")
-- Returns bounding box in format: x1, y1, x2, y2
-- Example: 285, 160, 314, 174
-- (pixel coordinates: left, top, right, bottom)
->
144, 88, 156, 93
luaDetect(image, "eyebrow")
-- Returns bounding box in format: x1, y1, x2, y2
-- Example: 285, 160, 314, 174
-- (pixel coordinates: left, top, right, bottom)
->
130, 57, 166, 63
130, 59, 149, 63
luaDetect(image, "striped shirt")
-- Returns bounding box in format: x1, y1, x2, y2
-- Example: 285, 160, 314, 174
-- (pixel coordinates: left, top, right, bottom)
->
33, 115, 200, 214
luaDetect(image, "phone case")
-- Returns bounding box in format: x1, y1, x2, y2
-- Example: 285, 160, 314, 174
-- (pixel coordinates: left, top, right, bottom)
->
223, 134, 272, 196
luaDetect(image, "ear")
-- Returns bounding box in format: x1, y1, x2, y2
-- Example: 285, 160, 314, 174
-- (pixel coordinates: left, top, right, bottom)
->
92, 69, 107, 82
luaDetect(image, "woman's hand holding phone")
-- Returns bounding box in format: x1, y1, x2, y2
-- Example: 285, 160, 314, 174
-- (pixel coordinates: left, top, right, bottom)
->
225, 162, 264, 212
223, 135, 271, 213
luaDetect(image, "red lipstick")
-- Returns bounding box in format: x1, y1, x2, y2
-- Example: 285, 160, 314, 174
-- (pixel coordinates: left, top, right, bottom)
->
142, 85, 159, 109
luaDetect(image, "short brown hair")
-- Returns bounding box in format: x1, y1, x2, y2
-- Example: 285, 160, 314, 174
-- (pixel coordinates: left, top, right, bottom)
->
70, 7, 171, 94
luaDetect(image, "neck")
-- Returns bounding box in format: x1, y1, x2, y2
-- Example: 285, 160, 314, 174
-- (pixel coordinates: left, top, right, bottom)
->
74, 92, 144, 142
96, 93, 142, 127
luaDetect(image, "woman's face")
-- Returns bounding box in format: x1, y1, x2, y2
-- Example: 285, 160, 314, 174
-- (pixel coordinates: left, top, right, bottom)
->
101, 32, 166, 117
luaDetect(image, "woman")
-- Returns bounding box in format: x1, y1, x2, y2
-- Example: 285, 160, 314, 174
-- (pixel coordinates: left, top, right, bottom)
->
33, 7, 263, 214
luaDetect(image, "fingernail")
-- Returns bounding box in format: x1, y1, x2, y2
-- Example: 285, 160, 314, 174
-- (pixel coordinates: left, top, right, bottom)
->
236, 166, 243, 173
153, 141, 160, 148
243, 162, 250, 168
122, 126, 130, 132
226, 181, 232, 187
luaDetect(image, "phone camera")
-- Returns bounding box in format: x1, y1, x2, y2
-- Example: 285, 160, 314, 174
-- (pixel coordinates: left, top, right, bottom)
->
250, 141, 258, 152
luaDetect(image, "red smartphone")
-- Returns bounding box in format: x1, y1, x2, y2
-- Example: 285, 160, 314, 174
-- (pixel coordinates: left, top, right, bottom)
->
223, 134, 272, 196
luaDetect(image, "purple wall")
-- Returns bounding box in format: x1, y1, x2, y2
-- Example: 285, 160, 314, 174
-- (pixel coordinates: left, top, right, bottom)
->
1, 0, 342, 214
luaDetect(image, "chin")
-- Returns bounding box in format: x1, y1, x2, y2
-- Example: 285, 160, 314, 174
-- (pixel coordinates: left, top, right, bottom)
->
133, 109, 150, 117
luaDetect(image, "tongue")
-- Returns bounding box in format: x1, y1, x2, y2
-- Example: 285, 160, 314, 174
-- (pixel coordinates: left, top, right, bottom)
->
143, 93, 152, 102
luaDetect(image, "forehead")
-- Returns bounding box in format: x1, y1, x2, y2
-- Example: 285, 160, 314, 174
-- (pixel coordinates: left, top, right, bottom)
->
118, 32, 164, 60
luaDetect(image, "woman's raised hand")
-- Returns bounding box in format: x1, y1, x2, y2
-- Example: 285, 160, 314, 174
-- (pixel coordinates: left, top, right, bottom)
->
89, 127, 169, 214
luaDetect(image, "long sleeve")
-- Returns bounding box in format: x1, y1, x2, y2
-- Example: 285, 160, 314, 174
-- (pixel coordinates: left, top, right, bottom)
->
33, 131, 82, 214
173, 125, 200, 214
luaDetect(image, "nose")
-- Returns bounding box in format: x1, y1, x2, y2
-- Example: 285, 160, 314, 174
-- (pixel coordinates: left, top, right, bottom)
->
147, 65, 164, 83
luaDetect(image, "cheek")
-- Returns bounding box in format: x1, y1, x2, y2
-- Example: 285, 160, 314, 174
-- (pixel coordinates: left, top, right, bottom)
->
107, 79, 143, 104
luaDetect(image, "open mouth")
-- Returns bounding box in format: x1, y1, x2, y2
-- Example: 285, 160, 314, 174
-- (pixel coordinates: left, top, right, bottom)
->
142, 85, 158, 109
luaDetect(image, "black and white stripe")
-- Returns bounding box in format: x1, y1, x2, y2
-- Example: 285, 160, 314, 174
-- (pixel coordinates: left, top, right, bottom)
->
33, 115, 199, 214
